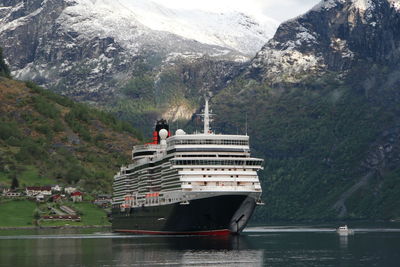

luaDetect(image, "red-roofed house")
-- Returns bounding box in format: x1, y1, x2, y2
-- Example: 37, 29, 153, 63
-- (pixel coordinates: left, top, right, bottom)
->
51, 194, 63, 202
71, 191, 83, 202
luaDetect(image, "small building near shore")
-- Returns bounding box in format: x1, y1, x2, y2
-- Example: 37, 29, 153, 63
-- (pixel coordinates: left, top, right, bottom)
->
25, 186, 52, 197
36, 193, 45, 202
65, 187, 77, 194
71, 191, 83, 202
50, 194, 63, 202
41, 215, 81, 222
94, 194, 112, 207
5, 191, 21, 198
51, 185, 63, 193
1, 187, 10, 196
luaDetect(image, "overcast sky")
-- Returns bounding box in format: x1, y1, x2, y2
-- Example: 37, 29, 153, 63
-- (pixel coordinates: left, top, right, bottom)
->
151, 0, 321, 22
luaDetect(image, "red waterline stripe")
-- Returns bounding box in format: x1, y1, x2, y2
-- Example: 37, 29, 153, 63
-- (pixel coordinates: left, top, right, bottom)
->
114, 229, 231, 236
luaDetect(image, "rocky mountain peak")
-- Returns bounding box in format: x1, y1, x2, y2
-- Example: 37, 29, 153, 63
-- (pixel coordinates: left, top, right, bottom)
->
0, 0, 278, 106
312, 0, 374, 12
247, 0, 400, 83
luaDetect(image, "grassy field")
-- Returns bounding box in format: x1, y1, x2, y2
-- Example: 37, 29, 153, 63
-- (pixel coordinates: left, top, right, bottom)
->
0, 166, 55, 188
0, 199, 110, 228
0, 199, 36, 227
39, 201, 110, 227
17, 166, 55, 187
70, 202, 110, 225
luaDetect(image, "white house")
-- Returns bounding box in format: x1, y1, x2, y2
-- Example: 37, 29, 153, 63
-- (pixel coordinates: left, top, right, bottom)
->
64, 187, 77, 194
36, 193, 45, 202
5, 191, 21, 198
71, 191, 83, 202
51, 185, 63, 192
25, 186, 52, 197
1, 187, 10, 196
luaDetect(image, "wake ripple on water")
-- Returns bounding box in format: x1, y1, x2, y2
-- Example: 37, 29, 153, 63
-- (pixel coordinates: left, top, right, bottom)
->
1, 226, 400, 240
244, 226, 400, 233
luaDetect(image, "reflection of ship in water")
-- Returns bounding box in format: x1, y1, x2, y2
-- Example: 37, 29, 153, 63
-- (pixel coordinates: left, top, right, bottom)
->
167, 235, 253, 250
339, 234, 349, 249
112, 235, 263, 266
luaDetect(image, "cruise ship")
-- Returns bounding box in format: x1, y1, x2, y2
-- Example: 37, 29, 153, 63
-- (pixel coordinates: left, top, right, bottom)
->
111, 98, 264, 235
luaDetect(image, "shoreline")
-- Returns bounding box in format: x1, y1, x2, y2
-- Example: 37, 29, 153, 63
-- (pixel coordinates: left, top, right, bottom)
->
0, 225, 111, 230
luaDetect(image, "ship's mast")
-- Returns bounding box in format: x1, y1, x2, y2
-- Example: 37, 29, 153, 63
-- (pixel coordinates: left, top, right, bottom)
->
198, 96, 213, 134
203, 97, 210, 134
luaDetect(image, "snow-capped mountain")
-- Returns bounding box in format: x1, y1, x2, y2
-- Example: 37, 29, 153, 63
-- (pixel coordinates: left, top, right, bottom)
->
0, 0, 277, 102
58, 0, 277, 56
247, 0, 400, 83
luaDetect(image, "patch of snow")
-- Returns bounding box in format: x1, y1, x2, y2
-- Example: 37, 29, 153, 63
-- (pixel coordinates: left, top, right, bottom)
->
0, 5, 43, 32
352, 0, 373, 10
295, 25, 318, 46
12, 62, 34, 80
251, 39, 325, 82
58, 0, 278, 55
312, 0, 345, 11
330, 38, 354, 58
312, 0, 374, 12
165, 52, 205, 63
388, 0, 400, 11
105, 46, 116, 53
311, 0, 376, 22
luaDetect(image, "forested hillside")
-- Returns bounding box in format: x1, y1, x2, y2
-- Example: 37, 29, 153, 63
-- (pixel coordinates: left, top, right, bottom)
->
214, 62, 400, 221
0, 76, 141, 192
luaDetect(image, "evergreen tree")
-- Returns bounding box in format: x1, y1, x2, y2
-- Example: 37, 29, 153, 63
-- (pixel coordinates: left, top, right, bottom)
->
0, 47, 11, 78
11, 176, 19, 190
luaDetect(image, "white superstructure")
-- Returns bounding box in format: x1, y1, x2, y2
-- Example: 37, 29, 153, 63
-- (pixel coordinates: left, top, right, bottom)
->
112, 98, 263, 211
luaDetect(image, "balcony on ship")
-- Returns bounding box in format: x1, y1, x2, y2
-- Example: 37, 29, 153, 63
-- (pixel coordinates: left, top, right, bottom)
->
166, 134, 252, 156
181, 181, 262, 192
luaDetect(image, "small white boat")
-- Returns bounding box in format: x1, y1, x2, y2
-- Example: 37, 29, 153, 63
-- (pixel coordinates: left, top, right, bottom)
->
337, 225, 354, 235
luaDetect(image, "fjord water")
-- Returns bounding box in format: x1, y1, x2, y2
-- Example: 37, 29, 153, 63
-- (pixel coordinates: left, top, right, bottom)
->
0, 225, 399, 267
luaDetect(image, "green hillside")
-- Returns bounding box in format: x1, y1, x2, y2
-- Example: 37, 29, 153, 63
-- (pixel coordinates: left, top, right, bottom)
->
213, 63, 400, 221
0, 77, 141, 192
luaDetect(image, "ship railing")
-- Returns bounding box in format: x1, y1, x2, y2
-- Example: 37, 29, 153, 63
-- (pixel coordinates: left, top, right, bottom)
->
133, 144, 160, 151
182, 185, 261, 192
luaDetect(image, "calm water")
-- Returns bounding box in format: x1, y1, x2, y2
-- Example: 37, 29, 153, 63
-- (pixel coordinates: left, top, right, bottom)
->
0, 225, 399, 266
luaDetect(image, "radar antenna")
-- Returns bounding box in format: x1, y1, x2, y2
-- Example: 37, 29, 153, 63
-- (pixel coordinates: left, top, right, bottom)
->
245, 112, 248, 136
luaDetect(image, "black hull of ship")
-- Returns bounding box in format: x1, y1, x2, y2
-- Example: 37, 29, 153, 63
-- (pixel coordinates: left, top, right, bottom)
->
112, 194, 256, 235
